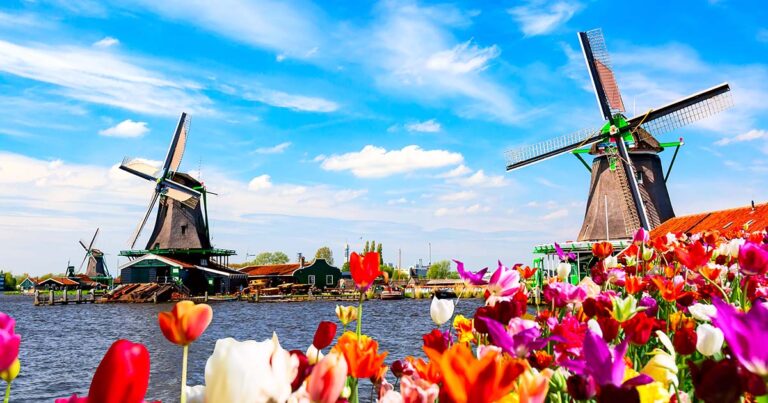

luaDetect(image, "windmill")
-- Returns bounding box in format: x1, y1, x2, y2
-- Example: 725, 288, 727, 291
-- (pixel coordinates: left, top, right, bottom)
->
505, 28, 732, 241
120, 112, 212, 251
77, 228, 110, 277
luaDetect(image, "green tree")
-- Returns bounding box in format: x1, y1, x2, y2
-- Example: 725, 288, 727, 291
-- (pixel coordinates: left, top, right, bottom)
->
364, 241, 370, 254
380, 264, 394, 280
232, 251, 290, 267
426, 260, 452, 279
376, 242, 383, 264
3, 272, 17, 290
315, 246, 334, 265
341, 262, 350, 272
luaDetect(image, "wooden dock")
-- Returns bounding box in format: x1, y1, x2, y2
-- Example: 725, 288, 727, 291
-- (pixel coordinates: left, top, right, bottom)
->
33, 289, 98, 306
246, 291, 361, 303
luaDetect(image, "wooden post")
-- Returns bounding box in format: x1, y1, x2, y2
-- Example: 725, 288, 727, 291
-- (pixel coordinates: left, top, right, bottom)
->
153, 292, 157, 304
48, 289, 54, 306
34, 289, 39, 306
77, 289, 82, 304
62, 288, 68, 304
255, 289, 260, 303
204, 291, 208, 302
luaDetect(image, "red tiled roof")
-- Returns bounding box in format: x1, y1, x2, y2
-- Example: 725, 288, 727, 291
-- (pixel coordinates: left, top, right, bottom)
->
38, 277, 80, 286
651, 202, 768, 238
239, 263, 300, 276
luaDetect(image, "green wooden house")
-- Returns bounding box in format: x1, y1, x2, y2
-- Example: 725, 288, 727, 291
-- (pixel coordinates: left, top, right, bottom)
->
19, 277, 38, 291
293, 258, 342, 289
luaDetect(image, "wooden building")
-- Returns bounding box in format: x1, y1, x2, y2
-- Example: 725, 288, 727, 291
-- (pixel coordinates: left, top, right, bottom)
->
118, 253, 247, 295
651, 201, 768, 238
239, 258, 342, 290
19, 277, 38, 291
36, 277, 80, 290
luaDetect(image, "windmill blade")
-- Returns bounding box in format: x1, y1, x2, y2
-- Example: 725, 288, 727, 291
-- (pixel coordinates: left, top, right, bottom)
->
506, 127, 603, 171
164, 187, 200, 209
579, 29, 625, 121
162, 112, 190, 175
129, 190, 160, 249
120, 157, 159, 182
79, 240, 89, 251
78, 250, 89, 273
88, 228, 99, 252
627, 83, 732, 137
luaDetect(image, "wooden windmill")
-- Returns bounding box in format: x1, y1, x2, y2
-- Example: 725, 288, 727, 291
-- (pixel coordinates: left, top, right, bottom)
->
78, 228, 109, 277
120, 112, 212, 251
506, 29, 732, 241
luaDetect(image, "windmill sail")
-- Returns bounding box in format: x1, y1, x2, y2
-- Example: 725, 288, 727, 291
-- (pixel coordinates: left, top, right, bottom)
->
628, 83, 732, 137
120, 157, 160, 181
130, 191, 160, 248
506, 127, 602, 171
164, 112, 190, 174
579, 29, 625, 120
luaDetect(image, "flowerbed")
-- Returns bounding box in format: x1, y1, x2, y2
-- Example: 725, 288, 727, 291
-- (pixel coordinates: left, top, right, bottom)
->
3, 230, 768, 402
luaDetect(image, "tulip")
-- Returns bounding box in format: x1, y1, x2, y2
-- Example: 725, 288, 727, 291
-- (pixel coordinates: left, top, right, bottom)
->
55, 339, 151, 403
603, 255, 619, 269
307, 351, 348, 403
452, 315, 474, 344
333, 332, 388, 379
688, 303, 716, 322
592, 242, 614, 259
203, 336, 299, 403
738, 242, 768, 276
556, 262, 571, 282
422, 328, 452, 353
0, 313, 20, 373
696, 323, 724, 356
712, 297, 768, 376
633, 228, 650, 245
306, 345, 325, 365
1, 358, 19, 403
289, 350, 310, 391
350, 251, 382, 292
517, 366, 553, 403
485, 261, 522, 303
312, 321, 337, 350
335, 305, 358, 328
641, 331, 678, 388
453, 259, 488, 286
400, 374, 439, 403
185, 385, 205, 403
158, 301, 213, 403
430, 297, 454, 326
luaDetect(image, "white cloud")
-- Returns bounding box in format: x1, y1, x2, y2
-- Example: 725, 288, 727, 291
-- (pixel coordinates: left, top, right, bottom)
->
245, 90, 339, 112
321, 145, 463, 178
425, 40, 499, 74
334, 189, 367, 202
254, 142, 292, 154
438, 191, 476, 202
508, 1, 582, 36
387, 197, 409, 205
98, 119, 149, 138
405, 119, 441, 133
449, 170, 508, 188
276, 54, 287, 62
715, 129, 768, 145
0, 40, 212, 116
93, 37, 119, 48
434, 203, 490, 216
542, 208, 568, 220
248, 174, 273, 191
439, 164, 472, 178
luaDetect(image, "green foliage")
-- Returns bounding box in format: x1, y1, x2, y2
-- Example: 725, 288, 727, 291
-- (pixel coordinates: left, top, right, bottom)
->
2, 272, 17, 290
341, 262, 350, 272
233, 251, 290, 268
376, 242, 383, 264
364, 241, 370, 254
314, 246, 334, 265
380, 264, 394, 280
426, 260, 452, 279
392, 269, 409, 280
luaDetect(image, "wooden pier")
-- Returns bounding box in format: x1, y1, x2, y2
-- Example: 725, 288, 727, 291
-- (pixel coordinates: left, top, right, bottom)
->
33, 289, 98, 306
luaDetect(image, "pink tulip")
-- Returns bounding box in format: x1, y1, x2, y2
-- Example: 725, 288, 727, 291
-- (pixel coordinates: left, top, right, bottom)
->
307, 351, 348, 403
401, 375, 439, 403
0, 312, 20, 372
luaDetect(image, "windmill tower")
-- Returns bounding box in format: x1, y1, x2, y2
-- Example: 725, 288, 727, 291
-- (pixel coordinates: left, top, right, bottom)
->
78, 228, 110, 277
506, 29, 732, 241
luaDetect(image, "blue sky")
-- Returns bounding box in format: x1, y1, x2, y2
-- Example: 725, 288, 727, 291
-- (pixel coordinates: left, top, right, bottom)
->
1, 0, 767, 275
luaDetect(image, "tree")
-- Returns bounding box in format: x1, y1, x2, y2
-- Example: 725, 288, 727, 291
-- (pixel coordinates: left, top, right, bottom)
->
231, 251, 290, 268
426, 260, 452, 279
3, 272, 17, 290
341, 262, 350, 272
364, 241, 370, 254
376, 243, 383, 265
315, 246, 334, 265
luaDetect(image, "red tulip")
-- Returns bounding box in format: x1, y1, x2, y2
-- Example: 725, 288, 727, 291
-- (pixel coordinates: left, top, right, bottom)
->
674, 241, 713, 270
56, 340, 151, 403
621, 312, 659, 345
289, 350, 311, 392
738, 242, 768, 276
158, 301, 213, 346
591, 242, 614, 259
313, 321, 338, 350
350, 252, 382, 291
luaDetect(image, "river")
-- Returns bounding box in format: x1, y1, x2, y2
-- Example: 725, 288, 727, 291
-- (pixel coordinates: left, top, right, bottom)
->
0, 294, 483, 402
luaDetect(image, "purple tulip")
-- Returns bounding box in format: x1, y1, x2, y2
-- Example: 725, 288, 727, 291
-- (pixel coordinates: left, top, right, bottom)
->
486, 261, 521, 300
555, 242, 577, 262
738, 242, 768, 276
712, 298, 768, 376
481, 317, 551, 358
543, 282, 587, 308
0, 312, 20, 372
638, 295, 658, 317
563, 331, 652, 388
453, 259, 488, 286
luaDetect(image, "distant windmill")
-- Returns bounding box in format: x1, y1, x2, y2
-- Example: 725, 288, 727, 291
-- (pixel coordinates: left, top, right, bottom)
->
120, 112, 212, 250
505, 28, 732, 240
78, 228, 109, 277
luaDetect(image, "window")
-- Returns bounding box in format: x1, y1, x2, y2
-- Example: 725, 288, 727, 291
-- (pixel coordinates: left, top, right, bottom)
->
635, 170, 644, 184
181, 225, 187, 235
308, 275, 315, 285
326, 275, 334, 285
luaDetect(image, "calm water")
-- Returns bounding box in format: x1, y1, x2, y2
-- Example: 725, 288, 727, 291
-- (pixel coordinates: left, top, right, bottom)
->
0, 293, 482, 402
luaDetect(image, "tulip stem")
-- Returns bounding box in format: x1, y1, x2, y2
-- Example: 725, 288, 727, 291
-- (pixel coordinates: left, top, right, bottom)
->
180, 345, 188, 403
3, 382, 10, 403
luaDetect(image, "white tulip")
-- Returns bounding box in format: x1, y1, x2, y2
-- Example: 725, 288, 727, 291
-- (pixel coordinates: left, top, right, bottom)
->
688, 303, 716, 322
727, 239, 745, 258
587, 319, 603, 338
430, 297, 454, 326
556, 262, 571, 282
305, 344, 325, 365
696, 324, 724, 357
204, 337, 299, 403
604, 255, 619, 268
185, 385, 205, 403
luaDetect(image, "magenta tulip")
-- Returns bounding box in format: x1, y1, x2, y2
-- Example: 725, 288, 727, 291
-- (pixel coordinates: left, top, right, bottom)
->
0, 312, 20, 372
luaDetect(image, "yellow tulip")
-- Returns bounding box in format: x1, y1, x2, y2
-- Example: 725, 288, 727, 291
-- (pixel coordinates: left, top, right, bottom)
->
335, 305, 358, 327
0, 358, 19, 382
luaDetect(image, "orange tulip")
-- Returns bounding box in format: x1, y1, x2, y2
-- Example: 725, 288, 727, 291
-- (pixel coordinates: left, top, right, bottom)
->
333, 331, 388, 379
650, 276, 694, 303
350, 252, 382, 291
307, 351, 348, 403
158, 301, 213, 346
424, 343, 525, 403
517, 265, 537, 280
517, 365, 553, 403
592, 242, 614, 259
625, 275, 645, 295
452, 315, 475, 344
406, 356, 442, 385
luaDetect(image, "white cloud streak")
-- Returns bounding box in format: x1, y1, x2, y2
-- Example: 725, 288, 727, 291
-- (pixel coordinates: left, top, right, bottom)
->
244, 89, 339, 112
405, 119, 441, 133
508, 1, 582, 37
321, 145, 463, 178
98, 119, 149, 138
254, 142, 292, 154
